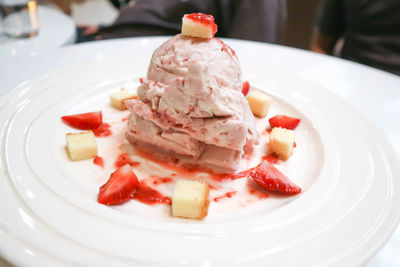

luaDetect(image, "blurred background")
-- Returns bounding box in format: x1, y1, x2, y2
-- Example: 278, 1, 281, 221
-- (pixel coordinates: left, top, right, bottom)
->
2, 0, 398, 75
40, 0, 320, 49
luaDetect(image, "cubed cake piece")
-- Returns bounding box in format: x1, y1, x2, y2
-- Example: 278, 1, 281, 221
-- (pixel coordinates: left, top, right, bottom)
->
110, 88, 138, 110
172, 180, 210, 220
269, 127, 295, 160
181, 13, 217, 39
246, 90, 272, 118
66, 131, 98, 161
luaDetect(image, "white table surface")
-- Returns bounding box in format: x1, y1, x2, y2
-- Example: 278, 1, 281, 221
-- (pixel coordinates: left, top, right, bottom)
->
0, 38, 399, 266
0, 5, 76, 59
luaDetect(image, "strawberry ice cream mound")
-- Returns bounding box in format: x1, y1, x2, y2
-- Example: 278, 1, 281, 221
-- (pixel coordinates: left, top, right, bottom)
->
125, 34, 259, 172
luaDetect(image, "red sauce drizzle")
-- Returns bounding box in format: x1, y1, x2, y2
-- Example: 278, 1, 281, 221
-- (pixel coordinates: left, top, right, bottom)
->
115, 153, 140, 168
139, 77, 143, 84
247, 176, 270, 199
244, 147, 254, 160
214, 38, 236, 56
186, 13, 217, 36
209, 167, 255, 182
133, 146, 255, 182
248, 188, 270, 199
93, 156, 104, 167
266, 128, 272, 134
261, 155, 279, 164
134, 147, 207, 176
93, 123, 112, 137
133, 181, 171, 205
151, 176, 174, 185
293, 142, 297, 148
213, 191, 237, 202
206, 182, 219, 190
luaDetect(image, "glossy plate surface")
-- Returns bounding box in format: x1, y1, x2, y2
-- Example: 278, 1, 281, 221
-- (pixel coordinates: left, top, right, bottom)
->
0, 38, 399, 267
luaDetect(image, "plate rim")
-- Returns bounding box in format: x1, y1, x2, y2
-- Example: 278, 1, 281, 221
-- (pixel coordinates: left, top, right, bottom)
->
0, 37, 400, 266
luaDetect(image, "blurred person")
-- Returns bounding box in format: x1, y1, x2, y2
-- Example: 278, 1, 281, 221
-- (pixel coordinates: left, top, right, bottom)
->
77, 0, 287, 44
311, 0, 400, 76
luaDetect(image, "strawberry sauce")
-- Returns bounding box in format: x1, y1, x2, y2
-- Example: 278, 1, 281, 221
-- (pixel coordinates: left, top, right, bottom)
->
248, 179, 270, 199
205, 182, 219, 190
133, 181, 171, 205
248, 188, 270, 199
214, 38, 236, 56
151, 176, 174, 185
93, 123, 112, 137
261, 155, 279, 164
137, 148, 235, 181
133, 145, 254, 182
209, 167, 255, 182
115, 153, 140, 168
93, 156, 104, 167
213, 191, 237, 202
133, 147, 205, 176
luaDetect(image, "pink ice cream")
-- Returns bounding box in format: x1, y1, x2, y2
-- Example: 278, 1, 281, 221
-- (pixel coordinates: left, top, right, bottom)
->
126, 34, 259, 172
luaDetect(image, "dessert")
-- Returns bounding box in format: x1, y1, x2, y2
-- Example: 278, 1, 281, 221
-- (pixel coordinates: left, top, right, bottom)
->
61, 13, 304, 220
110, 88, 138, 110
66, 131, 98, 160
125, 14, 259, 172
269, 127, 295, 160
172, 180, 210, 219
246, 90, 272, 118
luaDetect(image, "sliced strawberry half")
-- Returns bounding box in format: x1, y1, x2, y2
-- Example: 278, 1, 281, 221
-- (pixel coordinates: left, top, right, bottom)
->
250, 161, 301, 194
98, 164, 139, 205
268, 114, 301, 130
242, 81, 250, 96
61, 111, 102, 130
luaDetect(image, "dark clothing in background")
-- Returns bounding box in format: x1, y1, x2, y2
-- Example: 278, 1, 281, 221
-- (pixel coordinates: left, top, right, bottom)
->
79, 0, 287, 44
317, 0, 400, 75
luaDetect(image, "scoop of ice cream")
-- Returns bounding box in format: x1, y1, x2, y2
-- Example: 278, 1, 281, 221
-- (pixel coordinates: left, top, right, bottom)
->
126, 33, 259, 171
145, 34, 242, 117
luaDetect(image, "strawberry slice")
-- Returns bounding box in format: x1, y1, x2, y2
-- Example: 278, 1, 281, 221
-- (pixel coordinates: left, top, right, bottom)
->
268, 114, 301, 130
98, 164, 139, 205
242, 81, 250, 96
250, 161, 301, 194
61, 111, 102, 130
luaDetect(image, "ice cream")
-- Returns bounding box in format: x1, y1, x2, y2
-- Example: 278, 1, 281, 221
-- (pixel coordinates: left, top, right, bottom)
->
125, 14, 259, 172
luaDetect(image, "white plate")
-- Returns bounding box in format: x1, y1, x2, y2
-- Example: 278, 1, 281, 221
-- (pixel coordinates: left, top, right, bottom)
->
0, 38, 399, 267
